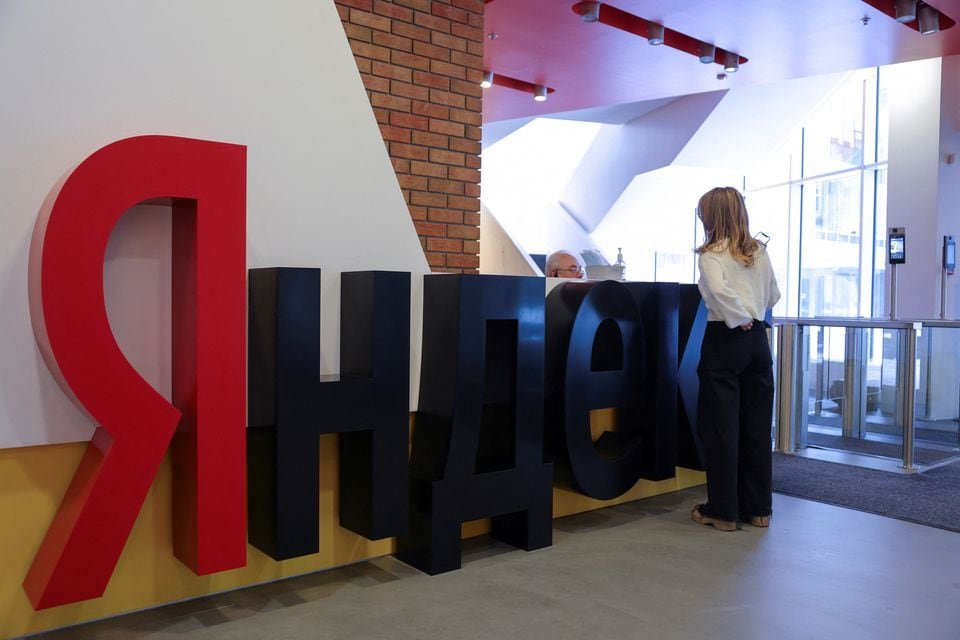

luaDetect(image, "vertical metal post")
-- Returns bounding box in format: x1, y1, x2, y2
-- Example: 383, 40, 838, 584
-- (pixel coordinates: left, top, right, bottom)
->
814, 329, 825, 416
776, 323, 808, 453
842, 327, 865, 439
776, 323, 797, 453
894, 330, 906, 430
797, 326, 810, 450
890, 263, 899, 320
901, 325, 918, 472
940, 267, 948, 320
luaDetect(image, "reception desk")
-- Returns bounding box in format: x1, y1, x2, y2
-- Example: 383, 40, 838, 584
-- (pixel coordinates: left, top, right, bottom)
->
2, 275, 707, 637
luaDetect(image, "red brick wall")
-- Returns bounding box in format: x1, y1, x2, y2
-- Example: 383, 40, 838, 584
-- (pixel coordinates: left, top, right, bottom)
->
334, 0, 483, 273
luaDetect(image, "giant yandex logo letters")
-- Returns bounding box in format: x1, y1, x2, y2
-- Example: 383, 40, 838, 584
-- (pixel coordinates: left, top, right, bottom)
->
25, 136, 706, 610
26, 136, 248, 609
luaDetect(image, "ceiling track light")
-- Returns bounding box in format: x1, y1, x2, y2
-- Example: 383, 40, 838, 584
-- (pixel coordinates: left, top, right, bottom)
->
918, 2, 941, 34
578, 1, 600, 23
895, 0, 917, 22
480, 71, 494, 89
482, 71, 555, 100
698, 43, 716, 64
722, 51, 739, 73
647, 22, 664, 45
571, 2, 748, 69
859, 0, 955, 32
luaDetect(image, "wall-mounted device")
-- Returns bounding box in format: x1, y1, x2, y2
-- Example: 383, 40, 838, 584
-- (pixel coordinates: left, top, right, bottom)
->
944, 235, 956, 275
888, 227, 905, 319
888, 227, 906, 265
941, 235, 955, 320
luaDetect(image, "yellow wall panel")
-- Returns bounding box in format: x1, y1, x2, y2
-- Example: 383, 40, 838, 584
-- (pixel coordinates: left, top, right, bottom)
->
1, 430, 703, 638
0, 436, 391, 638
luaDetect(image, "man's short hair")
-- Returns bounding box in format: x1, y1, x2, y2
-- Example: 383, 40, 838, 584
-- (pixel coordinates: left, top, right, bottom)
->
545, 250, 579, 277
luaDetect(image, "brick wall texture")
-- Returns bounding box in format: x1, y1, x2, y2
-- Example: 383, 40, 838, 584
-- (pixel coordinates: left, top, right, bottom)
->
335, 0, 484, 273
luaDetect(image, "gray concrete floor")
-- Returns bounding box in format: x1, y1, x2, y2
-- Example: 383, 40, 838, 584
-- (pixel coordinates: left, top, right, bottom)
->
30, 488, 960, 640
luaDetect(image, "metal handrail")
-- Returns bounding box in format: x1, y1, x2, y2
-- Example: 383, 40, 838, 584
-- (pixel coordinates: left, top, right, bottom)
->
915, 319, 960, 329
774, 317, 913, 329
774, 316, 960, 329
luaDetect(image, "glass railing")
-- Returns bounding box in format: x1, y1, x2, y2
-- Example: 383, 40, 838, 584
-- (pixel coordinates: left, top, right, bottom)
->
773, 318, 960, 471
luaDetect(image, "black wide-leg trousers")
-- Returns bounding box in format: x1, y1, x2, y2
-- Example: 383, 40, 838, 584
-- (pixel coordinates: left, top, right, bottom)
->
696, 321, 775, 522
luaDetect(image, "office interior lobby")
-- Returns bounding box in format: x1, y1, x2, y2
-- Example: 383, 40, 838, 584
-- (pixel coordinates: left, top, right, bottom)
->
2, 1, 960, 638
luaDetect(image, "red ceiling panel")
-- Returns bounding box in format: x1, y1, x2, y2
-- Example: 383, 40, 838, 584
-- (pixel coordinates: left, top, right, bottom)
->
482, 0, 960, 122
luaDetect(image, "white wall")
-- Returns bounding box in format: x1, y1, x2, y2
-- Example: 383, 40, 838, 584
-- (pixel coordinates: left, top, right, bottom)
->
674, 72, 848, 170
479, 204, 541, 276
559, 91, 727, 233
937, 56, 960, 320
886, 58, 943, 319
481, 118, 603, 256
925, 56, 960, 418
0, 0, 429, 448
591, 166, 740, 282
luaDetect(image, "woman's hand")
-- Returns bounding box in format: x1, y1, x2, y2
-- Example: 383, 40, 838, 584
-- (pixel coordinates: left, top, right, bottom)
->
740, 320, 754, 331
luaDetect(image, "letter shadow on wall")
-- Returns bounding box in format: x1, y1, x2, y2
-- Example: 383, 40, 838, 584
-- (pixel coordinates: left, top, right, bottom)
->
247, 268, 410, 560
396, 275, 553, 575
545, 281, 705, 500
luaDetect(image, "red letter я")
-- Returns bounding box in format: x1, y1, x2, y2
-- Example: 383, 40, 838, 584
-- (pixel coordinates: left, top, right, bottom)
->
23, 136, 247, 610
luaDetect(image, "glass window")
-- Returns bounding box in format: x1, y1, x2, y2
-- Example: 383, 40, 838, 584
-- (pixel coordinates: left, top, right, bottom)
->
744, 132, 802, 190
802, 68, 876, 177
872, 168, 888, 317
799, 173, 863, 317
862, 69, 880, 167
877, 69, 890, 164
747, 66, 888, 319
812, 173, 862, 243
744, 186, 791, 317
654, 251, 696, 284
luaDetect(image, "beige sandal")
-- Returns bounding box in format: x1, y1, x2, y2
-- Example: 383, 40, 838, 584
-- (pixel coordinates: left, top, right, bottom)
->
691, 504, 738, 531
747, 515, 770, 527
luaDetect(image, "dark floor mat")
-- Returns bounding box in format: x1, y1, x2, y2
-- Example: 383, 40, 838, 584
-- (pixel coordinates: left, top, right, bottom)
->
772, 452, 960, 533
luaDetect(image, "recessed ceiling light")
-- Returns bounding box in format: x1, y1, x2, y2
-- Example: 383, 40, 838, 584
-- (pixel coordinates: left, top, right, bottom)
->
723, 52, 739, 73
698, 43, 716, 64
895, 0, 917, 23
647, 23, 664, 45
573, 3, 749, 70
579, 1, 600, 23
918, 2, 940, 34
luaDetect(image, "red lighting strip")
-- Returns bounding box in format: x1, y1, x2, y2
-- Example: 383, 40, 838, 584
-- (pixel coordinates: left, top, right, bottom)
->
570, 2, 748, 66
861, 0, 956, 30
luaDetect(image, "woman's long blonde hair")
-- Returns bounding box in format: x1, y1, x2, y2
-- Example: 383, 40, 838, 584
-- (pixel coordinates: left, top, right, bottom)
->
695, 186, 760, 267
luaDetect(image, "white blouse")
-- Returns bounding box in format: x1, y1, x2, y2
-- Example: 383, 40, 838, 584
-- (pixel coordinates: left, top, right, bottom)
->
698, 244, 781, 329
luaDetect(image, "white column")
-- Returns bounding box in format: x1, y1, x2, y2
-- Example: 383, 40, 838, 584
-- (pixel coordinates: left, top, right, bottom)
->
885, 58, 943, 319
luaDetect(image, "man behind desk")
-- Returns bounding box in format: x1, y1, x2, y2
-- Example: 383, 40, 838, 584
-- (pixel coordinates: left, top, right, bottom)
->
545, 250, 585, 279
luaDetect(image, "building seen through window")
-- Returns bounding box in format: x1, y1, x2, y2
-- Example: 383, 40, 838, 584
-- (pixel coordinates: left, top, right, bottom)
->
745, 66, 889, 320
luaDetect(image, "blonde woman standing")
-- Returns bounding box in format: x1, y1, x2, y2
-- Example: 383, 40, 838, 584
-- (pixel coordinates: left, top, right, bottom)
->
690, 187, 780, 532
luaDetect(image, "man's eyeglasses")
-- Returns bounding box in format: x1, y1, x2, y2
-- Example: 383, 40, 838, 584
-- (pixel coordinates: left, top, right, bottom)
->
558, 265, 584, 275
